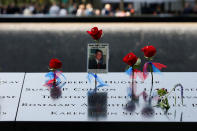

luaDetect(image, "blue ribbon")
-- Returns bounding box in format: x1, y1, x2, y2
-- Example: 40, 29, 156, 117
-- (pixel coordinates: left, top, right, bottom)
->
45, 72, 54, 79
125, 66, 133, 76
87, 73, 108, 89
151, 63, 161, 73
149, 62, 161, 73
45, 70, 66, 88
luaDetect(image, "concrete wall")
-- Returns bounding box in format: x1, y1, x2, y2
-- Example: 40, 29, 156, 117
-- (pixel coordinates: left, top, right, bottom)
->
0, 23, 196, 72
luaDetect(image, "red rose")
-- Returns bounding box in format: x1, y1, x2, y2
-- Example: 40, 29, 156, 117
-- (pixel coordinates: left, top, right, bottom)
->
49, 58, 62, 69
141, 45, 156, 58
87, 27, 102, 40
123, 52, 138, 66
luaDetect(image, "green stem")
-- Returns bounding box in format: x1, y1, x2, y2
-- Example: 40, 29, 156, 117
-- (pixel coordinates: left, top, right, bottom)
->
149, 64, 154, 96
95, 40, 99, 44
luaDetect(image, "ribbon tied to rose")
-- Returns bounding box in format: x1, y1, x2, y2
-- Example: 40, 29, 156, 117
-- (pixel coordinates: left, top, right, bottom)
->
143, 62, 167, 80
123, 52, 144, 81
44, 70, 66, 89
87, 73, 108, 89
125, 66, 144, 80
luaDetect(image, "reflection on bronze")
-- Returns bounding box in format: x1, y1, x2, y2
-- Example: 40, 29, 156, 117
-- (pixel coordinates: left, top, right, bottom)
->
180, 112, 183, 122
125, 79, 155, 118
88, 92, 107, 120
125, 81, 141, 113
50, 86, 62, 99
141, 99, 155, 118
125, 101, 136, 113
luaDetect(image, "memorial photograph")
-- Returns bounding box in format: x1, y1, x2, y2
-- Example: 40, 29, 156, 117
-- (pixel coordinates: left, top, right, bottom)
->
87, 44, 109, 73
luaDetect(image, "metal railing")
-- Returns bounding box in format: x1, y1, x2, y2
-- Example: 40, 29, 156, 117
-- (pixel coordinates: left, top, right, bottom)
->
0, 14, 197, 22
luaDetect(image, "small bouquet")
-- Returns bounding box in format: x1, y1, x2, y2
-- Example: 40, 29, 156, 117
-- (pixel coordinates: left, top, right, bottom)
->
153, 84, 184, 111
155, 88, 170, 111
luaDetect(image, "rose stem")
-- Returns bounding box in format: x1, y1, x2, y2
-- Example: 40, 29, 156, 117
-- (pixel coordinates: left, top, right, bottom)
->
149, 63, 154, 97
131, 67, 135, 100
53, 70, 56, 88
94, 39, 99, 93
94, 73, 97, 93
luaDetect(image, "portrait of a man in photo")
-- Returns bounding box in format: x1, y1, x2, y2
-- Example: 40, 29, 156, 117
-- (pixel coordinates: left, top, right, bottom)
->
88, 49, 106, 69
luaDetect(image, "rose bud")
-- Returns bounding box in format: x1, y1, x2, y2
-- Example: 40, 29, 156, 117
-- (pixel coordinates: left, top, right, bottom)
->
49, 58, 62, 70
123, 52, 139, 67
87, 27, 102, 40
141, 45, 156, 58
